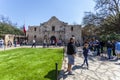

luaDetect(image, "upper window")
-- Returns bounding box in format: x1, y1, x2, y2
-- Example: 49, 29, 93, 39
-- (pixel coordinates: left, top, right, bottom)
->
34, 27, 36, 31
72, 35, 75, 37
71, 26, 73, 31
52, 26, 55, 31
34, 35, 36, 38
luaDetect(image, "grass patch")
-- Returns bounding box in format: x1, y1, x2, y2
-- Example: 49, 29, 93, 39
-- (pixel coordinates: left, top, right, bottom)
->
0, 48, 63, 80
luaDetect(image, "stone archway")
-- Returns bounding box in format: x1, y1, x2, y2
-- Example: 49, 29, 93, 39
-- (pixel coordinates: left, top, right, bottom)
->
50, 36, 56, 45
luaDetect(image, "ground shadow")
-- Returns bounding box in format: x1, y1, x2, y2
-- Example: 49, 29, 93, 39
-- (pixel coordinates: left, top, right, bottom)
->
99, 56, 108, 61
72, 65, 87, 70
63, 74, 68, 79
44, 69, 60, 80
99, 56, 118, 62
88, 55, 96, 62
72, 65, 82, 70
114, 62, 120, 65
109, 59, 118, 62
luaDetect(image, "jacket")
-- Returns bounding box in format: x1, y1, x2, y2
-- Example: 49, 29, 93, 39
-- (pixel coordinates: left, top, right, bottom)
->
67, 42, 76, 55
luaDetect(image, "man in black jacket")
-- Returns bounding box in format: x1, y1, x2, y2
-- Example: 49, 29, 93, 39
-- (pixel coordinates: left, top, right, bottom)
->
66, 37, 76, 75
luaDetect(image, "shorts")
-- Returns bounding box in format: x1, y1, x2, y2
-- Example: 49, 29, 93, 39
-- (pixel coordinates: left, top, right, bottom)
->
68, 55, 75, 65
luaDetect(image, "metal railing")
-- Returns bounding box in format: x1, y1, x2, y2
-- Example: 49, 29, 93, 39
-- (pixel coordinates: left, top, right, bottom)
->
55, 63, 58, 80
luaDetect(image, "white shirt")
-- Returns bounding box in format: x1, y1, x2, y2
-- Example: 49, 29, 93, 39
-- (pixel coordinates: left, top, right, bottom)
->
33, 40, 35, 43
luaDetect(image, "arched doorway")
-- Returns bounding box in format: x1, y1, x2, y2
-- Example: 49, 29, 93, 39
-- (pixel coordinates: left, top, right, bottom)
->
50, 36, 56, 45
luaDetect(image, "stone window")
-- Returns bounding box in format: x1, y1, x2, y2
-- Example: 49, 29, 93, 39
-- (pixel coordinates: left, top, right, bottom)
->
72, 35, 75, 37
52, 26, 55, 31
34, 35, 36, 38
71, 26, 73, 31
34, 27, 36, 31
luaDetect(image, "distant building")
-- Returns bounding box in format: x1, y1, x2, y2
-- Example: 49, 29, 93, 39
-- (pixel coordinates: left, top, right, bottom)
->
26, 16, 82, 44
0, 34, 26, 47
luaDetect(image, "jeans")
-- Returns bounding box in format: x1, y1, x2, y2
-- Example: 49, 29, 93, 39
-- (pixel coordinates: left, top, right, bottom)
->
97, 47, 100, 56
83, 56, 88, 66
107, 48, 112, 59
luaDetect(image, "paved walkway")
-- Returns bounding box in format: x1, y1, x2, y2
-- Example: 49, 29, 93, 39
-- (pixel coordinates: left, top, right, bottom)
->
0, 45, 42, 51
0, 45, 63, 51
59, 47, 120, 80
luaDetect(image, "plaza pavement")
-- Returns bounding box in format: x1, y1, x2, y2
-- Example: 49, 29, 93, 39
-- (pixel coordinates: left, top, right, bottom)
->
0, 45, 43, 51
59, 47, 120, 80
0, 45, 63, 51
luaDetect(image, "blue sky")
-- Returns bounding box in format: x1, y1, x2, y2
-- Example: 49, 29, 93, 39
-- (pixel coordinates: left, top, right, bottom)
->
0, 0, 95, 29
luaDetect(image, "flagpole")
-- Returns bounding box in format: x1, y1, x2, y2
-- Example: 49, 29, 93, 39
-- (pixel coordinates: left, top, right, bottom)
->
24, 18, 26, 36
23, 18, 26, 42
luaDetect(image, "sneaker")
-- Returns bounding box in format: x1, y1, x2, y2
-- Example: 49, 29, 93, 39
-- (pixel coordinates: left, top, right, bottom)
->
68, 71, 74, 75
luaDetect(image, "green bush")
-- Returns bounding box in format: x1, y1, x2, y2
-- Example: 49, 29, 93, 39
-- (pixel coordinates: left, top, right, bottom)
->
100, 33, 120, 41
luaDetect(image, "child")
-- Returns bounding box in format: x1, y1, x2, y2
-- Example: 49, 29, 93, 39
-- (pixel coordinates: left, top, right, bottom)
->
81, 42, 89, 69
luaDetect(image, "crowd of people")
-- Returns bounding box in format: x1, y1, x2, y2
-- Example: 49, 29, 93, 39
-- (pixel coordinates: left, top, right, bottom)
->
85, 38, 120, 59
31, 38, 64, 48
41, 38, 65, 48
0, 39, 11, 48
66, 37, 120, 75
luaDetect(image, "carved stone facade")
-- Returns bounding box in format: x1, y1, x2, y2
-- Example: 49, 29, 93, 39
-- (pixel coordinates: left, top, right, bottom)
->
26, 16, 82, 44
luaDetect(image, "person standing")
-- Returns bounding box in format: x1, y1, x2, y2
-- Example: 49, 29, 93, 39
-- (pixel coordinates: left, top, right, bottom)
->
106, 40, 113, 59
112, 40, 116, 56
14, 38, 17, 47
43, 39, 47, 48
96, 40, 100, 56
46, 38, 50, 47
31, 39, 36, 48
93, 39, 97, 55
100, 40, 105, 53
81, 42, 89, 69
115, 41, 120, 59
66, 37, 76, 75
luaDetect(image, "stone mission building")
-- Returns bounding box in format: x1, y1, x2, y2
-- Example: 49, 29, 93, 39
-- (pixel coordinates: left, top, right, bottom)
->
26, 16, 82, 45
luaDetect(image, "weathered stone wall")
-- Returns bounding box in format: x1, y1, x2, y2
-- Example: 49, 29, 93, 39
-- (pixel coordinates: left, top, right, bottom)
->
26, 16, 82, 44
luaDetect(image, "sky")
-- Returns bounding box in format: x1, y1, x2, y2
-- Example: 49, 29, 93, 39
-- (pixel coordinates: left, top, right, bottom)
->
0, 0, 95, 30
